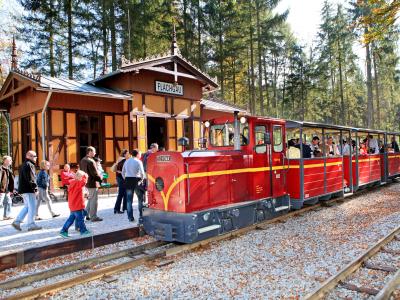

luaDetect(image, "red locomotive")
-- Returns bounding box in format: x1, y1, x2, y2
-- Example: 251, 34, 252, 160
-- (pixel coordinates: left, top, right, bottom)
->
142, 113, 400, 243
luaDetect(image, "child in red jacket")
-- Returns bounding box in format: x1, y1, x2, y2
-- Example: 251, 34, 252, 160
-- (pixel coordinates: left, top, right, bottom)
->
59, 170, 91, 238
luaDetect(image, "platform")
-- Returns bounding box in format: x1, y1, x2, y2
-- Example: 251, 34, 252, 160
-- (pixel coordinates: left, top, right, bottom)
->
0, 191, 141, 271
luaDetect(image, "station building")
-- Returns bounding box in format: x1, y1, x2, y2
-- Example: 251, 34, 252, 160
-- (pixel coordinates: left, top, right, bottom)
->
0, 35, 246, 185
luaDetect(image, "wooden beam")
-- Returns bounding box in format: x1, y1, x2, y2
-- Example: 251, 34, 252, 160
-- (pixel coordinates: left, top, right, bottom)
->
142, 66, 198, 80
0, 83, 30, 101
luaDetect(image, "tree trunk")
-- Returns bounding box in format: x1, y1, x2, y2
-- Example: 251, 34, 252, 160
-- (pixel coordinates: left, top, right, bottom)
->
232, 60, 237, 104
102, 0, 108, 74
249, 2, 256, 114
197, 0, 202, 67
365, 40, 374, 128
372, 47, 380, 127
183, 0, 188, 57
337, 40, 345, 125
67, 0, 73, 79
218, 0, 224, 98
49, 3, 55, 77
110, 2, 117, 71
255, 0, 264, 115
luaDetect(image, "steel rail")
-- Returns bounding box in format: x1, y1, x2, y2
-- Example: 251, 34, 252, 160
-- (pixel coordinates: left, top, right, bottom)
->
304, 225, 400, 300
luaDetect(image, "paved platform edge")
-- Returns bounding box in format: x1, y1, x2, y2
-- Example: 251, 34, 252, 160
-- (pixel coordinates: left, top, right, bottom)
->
0, 226, 139, 272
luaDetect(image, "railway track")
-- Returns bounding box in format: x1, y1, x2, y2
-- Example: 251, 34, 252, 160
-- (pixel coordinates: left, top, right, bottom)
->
0, 184, 396, 300
305, 225, 400, 300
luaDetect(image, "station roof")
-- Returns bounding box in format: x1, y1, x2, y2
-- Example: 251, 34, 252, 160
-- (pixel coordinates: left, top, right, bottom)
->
37, 75, 131, 99
200, 98, 247, 114
0, 69, 132, 102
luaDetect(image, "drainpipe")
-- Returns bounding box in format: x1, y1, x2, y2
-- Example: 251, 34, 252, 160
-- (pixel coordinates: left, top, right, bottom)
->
0, 110, 11, 155
233, 110, 240, 151
6, 112, 11, 156
42, 87, 53, 160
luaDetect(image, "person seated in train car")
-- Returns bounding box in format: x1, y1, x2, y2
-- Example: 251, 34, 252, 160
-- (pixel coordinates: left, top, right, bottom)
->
391, 136, 400, 152
340, 139, 351, 156
286, 139, 301, 159
310, 136, 322, 158
379, 141, 385, 153
367, 135, 380, 154
351, 140, 357, 153
324, 136, 340, 156
359, 142, 368, 155
295, 140, 312, 158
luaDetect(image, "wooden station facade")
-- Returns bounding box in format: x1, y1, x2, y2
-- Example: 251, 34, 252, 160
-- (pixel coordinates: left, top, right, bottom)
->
0, 36, 245, 186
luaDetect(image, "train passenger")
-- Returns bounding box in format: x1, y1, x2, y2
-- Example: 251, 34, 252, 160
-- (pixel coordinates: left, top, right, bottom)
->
286, 139, 300, 159
122, 149, 145, 222
367, 135, 379, 154
359, 142, 368, 155
325, 137, 340, 156
340, 139, 351, 156
391, 136, 399, 153
310, 136, 322, 158
302, 143, 313, 158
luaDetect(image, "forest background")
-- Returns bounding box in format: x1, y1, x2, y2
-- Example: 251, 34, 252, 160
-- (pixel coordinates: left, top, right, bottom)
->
0, 0, 399, 156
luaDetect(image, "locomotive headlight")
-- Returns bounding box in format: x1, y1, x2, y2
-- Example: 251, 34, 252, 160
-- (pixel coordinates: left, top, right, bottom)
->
204, 121, 210, 128
155, 177, 164, 192
203, 212, 211, 221
240, 116, 247, 124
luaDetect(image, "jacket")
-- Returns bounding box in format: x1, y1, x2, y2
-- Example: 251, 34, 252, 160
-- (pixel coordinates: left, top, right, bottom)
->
68, 174, 88, 211
80, 156, 102, 188
18, 159, 37, 194
37, 170, 50, 189
61, 170, 75, 186
0, 165, 14, 193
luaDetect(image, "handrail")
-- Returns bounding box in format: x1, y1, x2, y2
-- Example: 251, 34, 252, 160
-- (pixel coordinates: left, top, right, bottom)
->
185, 163, 191, 205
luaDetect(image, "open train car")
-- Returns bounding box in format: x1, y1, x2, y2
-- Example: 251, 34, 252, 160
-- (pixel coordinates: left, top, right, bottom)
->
285, 121, 350, 209
142, 114, 290, 243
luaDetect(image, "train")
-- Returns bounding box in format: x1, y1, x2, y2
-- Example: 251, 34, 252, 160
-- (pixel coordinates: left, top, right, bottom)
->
142, 112, 400, 243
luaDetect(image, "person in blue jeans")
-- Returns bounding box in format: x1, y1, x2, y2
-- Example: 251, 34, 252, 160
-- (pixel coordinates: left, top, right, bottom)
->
12, 151, 42, 231
113, 149, 130, 214
60, 170, 91, 238
122, 149, 145, 222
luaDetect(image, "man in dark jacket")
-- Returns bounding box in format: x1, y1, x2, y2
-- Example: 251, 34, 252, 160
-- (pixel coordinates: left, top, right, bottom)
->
80, 146, 102, 221
11, 151, 42, 231
0, 156, 14, 220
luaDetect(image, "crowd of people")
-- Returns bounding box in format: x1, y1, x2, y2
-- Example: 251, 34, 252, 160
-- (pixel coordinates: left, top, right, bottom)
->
0, 143, 160, 238
286, 135, 400, 159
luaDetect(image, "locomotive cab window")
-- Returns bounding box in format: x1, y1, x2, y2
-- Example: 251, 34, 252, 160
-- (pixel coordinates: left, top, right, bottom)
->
273, 125, 283, 152
210, 122, 249, 147
254, 125, 267, 154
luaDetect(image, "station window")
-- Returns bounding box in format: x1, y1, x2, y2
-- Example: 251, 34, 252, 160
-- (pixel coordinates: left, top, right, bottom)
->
273, 125, 283, 152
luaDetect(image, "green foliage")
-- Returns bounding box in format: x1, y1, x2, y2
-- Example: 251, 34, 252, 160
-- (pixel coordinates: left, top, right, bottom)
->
6, 0, 400, 131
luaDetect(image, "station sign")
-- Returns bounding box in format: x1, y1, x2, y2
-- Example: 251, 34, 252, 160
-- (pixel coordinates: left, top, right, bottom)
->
155, 81, 184, 96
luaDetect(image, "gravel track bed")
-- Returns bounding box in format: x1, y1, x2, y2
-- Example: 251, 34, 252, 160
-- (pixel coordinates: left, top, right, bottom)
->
45, 183, 400, 299
0, 235, 155, 287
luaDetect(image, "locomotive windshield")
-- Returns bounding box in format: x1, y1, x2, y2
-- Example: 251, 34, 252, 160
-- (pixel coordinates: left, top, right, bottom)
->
210, 122, 249, 147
